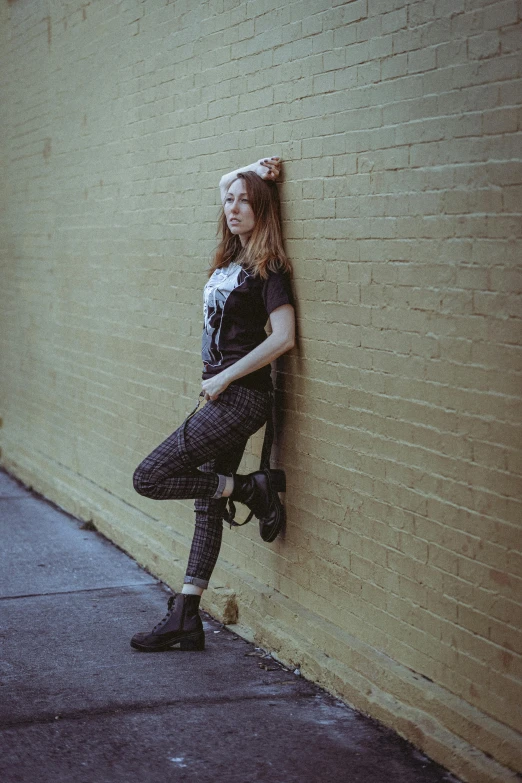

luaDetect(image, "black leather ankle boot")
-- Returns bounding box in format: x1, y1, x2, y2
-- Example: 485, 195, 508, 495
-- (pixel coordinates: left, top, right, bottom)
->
231, 469, 286, 543
130, 593, 205, 652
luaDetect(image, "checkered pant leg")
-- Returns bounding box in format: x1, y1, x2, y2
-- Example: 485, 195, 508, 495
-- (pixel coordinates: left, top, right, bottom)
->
185, 441, 248, 587
133, 385, 271, 586
133, 387, 270, 501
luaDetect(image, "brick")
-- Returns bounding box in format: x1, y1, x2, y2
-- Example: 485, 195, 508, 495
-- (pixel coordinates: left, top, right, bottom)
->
381, 52, 408, 80
468, 30, 502, 60
482, 0, 519, 29
500, 23, 522, 54
382, 7, 408, 34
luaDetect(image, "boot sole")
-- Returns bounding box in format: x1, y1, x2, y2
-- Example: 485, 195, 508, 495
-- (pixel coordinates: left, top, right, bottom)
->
261, 506, 285, 543
260, 470, 286, 543
130, 631, 205, 652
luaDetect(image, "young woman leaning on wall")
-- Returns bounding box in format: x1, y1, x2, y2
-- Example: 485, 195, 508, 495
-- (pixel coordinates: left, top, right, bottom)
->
131, 156, 295, 652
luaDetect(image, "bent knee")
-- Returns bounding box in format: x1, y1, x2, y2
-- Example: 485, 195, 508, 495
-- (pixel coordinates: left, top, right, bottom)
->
133, 464, 155, 497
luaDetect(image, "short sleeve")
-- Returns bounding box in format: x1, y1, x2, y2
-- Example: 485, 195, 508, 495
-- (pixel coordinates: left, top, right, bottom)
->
262, 270, 295, 315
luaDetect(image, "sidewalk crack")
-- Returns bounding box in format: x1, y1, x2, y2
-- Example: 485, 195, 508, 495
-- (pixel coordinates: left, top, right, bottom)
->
0, 583, 159, 602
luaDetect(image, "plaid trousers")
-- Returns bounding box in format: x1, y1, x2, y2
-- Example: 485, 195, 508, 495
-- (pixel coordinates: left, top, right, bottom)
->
133, 384, 272, 588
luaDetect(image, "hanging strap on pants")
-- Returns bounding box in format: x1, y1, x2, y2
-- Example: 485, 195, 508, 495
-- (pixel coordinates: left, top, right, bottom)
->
222, 389, 275, 529
181, 390, 276, 529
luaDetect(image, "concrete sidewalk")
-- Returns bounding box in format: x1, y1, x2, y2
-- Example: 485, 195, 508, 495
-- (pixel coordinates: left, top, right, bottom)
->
0, 468, 460, 783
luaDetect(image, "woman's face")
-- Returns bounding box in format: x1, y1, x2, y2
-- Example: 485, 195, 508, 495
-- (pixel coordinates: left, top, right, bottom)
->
224, 179, 255, 246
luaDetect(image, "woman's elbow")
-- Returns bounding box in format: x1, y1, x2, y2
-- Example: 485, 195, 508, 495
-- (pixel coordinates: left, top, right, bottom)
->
272, 335, 294, 357
281, 333, 295, 353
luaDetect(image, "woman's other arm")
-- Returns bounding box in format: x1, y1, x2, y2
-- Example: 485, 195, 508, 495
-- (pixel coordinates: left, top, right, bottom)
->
219, 157, 281, 203
201, 304, 295, 400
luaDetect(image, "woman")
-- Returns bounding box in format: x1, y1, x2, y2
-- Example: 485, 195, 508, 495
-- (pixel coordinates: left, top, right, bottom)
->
130, 156, 295, 652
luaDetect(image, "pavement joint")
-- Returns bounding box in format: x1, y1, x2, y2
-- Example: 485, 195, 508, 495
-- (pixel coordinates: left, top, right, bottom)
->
0, 689, 310, 731
0, 584, 161, 602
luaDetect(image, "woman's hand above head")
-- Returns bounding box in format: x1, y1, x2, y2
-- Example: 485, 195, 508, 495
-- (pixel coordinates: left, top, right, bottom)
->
254, 157, 282, 181
219, 156, 282, 203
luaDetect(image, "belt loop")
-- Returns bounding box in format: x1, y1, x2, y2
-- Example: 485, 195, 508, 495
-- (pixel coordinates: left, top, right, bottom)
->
181, 391, 205, 441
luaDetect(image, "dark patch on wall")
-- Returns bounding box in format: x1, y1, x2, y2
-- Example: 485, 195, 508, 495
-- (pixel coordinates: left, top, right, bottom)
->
43, 138, 52, 161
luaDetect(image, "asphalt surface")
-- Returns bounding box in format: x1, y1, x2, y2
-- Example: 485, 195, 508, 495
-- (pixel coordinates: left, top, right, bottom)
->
0, 467, 461, 783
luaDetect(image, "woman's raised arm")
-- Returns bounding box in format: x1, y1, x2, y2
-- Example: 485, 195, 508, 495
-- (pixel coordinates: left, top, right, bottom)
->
219, 156, 282, 203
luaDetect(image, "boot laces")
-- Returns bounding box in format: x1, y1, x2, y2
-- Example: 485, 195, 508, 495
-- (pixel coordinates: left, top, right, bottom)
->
152, 594, 176, 632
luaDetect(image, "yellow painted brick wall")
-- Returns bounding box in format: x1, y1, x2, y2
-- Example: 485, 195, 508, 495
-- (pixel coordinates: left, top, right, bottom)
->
1, 1, 521, 780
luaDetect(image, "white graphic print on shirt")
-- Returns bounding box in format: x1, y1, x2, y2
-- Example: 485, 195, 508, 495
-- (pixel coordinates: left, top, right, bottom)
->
202, 263, 250, 368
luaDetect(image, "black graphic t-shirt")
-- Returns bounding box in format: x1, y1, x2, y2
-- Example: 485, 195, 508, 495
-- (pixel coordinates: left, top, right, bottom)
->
201, 263, 294, 392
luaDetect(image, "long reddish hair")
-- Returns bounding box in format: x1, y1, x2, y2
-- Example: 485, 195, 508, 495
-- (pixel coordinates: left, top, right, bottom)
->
209, 171, 292, 280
